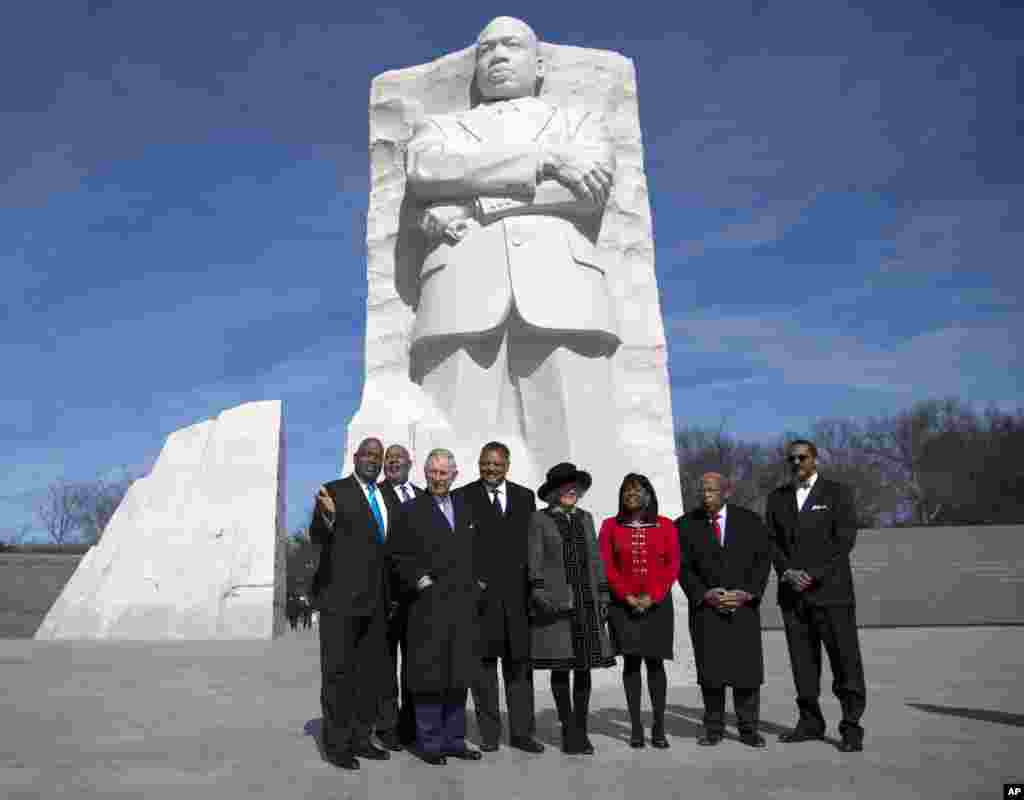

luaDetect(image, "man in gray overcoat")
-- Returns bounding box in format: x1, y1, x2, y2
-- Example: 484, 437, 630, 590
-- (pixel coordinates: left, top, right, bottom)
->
676, 472, 772, 747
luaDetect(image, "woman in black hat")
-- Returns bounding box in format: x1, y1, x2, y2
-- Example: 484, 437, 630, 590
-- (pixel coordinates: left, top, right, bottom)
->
527, 462, 616, 755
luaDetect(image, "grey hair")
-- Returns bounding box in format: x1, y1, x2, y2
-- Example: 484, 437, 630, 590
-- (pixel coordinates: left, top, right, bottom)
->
425, 448, 457, 470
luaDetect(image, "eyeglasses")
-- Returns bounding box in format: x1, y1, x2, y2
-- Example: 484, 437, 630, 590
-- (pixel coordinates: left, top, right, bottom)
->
787, 454, 811, 463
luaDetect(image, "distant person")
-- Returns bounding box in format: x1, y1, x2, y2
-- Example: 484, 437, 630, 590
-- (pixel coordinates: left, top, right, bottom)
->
386, 449, 483, 765
377, 443, 423, 749
527, 463, 615, 755
599, 474, 679, 748
286, 595, 299, 631
676, 473, 772, 748
301, 596, 312, 630
454, 442, 544, 753
309, 437, 400, 770
765, 439, 866, 753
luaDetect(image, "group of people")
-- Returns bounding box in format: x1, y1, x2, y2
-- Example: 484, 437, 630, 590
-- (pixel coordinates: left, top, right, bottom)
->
308, 437, 867, 770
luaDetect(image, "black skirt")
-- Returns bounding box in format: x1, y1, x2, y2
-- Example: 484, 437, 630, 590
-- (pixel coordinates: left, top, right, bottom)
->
607, 593, 674, 660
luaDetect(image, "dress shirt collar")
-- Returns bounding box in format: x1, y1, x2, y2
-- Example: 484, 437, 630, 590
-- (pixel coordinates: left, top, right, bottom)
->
795, 472, 818, 491
484, 480, 506, 496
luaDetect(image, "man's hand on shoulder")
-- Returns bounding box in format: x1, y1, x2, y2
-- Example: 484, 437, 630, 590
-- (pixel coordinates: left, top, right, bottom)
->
416, 575, 434, 591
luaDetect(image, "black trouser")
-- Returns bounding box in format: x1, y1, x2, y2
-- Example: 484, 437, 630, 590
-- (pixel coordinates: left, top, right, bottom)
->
551, 669, 592, 733
701, 686, 760, 735
782, 602, 866, 739
319, 602, 388, 755
471, 656, 536, 745
622, 656, 667, 734
377, 605, 416, 742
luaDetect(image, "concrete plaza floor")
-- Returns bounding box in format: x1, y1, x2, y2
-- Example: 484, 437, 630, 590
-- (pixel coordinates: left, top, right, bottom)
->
1, 627, 1021, 799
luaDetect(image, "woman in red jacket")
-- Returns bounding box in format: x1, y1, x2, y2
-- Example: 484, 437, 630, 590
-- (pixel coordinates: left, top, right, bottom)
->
599, 473, 680, 748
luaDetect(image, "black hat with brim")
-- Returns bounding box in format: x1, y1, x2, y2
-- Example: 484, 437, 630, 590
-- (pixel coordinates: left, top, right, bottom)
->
537, 462, 593, 502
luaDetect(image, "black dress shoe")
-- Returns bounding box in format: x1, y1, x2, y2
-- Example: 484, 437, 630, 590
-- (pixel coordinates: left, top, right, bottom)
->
739, 732, 767, 748
509, 737, 545, 753
629, 733, 645, 748
416, 750, 447, 765
697, 733, 723, 746
838, 737, 863, 752
579, 735, 595, 755
650, 733, 670, 749
324, 751, 359, 770
778, 729, 825, 743
353, 742, 390, 760
480, 741, 500, 752
377, 730, 404, 752
443, 747, 482, 761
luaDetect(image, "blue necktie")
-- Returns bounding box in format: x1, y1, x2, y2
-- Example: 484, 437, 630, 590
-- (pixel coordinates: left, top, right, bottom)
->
366, 482, 386, 544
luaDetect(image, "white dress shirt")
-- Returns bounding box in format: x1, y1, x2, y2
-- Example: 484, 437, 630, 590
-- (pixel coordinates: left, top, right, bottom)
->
714, 504, 728, 547
486, 481, 507, 514
796, 472, 818, 512
394, 481, 418, 503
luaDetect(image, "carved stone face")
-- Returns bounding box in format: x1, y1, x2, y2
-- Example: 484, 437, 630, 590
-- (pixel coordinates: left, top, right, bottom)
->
474, 17, 544, 101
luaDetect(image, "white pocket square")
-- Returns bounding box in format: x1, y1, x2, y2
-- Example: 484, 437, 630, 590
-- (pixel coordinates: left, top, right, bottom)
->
810, 504, 829, 511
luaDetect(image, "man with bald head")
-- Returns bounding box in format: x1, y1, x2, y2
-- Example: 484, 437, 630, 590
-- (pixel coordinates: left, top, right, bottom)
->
310, 438, 401, 770
404, 16, 619, 480
676, 473, 772, 748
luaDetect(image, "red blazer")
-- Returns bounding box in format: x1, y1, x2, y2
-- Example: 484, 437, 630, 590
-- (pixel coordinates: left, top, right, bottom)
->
599, 515, 680, 604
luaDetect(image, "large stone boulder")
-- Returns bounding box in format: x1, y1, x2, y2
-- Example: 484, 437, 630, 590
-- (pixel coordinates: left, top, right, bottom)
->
35, 400, 287, 640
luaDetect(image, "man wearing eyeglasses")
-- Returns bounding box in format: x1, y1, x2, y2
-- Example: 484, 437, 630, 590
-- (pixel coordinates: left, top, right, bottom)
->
765, 439, 866, 753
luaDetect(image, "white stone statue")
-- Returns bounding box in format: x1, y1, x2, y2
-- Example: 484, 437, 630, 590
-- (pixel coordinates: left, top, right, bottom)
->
346, 16, 682, 525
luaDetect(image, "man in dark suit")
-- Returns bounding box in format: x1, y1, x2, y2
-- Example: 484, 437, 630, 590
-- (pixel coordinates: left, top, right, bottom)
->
765, 439, 867, 753
309, 437, 400, 770
376, 443, 425, 749
386, 448, 483, 765
677, 472, 772, 748
454, 442, 544, 754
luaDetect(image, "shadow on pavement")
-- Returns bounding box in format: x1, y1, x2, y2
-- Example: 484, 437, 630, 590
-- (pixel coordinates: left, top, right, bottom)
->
906, 703, 1024, 727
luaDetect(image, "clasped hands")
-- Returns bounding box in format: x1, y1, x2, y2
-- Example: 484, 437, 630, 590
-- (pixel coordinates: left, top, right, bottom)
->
703, 587, 754, 614
782, 569, 816, 592
625, 593, 653, 614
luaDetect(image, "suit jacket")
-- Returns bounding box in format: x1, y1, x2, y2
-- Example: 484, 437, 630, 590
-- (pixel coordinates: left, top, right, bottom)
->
599, 516, 680, 604
676, 505, 772, 688
454, 479, 536, 659
385, 491, 480, 693
404, 95, 619, 352
765, 476, 859, 608
309, 475, 400, 616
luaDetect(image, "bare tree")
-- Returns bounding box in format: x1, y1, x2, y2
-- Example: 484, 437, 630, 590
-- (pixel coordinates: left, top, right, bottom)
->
35, 480, 87, 545
0, 522, 32, 550
76, 472, 135, 544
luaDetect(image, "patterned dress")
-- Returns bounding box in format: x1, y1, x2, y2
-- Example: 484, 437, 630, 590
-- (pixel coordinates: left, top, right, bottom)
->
533, 509, 616, 670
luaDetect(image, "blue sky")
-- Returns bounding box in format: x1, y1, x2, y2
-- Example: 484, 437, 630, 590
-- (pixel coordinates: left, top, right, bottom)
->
2, 0, 1021, 540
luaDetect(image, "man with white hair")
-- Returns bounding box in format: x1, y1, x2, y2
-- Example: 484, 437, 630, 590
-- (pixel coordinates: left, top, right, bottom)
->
386, 449, 483, 765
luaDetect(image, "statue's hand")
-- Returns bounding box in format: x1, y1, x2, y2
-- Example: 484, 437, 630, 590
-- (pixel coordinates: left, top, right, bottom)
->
541, 148, 614, 207
421, 204, 477, 245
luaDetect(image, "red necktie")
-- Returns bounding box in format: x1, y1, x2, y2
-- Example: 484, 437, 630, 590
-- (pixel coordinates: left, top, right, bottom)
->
712, 517, 723, 546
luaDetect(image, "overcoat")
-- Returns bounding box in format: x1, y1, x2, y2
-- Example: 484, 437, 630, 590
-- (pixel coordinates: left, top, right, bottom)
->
676, 506, 771, 689
386, 491, 480, 695
764, 477, 859, 609
454, 479, 535, 660
527, 507, 614, 666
